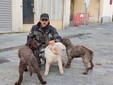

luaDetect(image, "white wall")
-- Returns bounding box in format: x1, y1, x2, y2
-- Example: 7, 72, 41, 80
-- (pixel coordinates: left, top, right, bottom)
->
102, 0, 112, 23
12, 0, 23, 32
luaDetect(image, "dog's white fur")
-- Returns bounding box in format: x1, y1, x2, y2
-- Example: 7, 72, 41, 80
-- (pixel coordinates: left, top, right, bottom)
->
44, 42, 66, 76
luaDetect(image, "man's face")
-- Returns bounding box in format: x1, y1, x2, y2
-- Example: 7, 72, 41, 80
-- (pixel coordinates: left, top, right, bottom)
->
40, 19, 49, 28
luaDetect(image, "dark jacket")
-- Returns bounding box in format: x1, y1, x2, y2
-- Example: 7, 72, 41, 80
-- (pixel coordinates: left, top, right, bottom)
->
28, 22, 61, 47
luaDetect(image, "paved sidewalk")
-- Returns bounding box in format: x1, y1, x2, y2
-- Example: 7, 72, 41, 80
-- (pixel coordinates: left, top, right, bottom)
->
0, 24, 84, 52
0, 23, 113, 85
0, 23, 103, 51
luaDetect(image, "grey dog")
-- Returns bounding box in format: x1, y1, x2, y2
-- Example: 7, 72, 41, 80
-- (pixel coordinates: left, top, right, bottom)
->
62, 37, 94, 75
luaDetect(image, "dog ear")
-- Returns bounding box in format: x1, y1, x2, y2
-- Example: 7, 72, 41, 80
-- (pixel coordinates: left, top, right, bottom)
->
51, 46, 58, 54
25, 39, 32, 46
62, 45, 66, 50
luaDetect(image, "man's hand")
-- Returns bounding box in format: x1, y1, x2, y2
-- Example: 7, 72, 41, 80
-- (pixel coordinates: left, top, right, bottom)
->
49, 40, 55, 45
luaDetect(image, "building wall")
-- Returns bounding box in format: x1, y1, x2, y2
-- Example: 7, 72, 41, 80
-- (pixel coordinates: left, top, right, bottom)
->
35, 0, 63, 30
88, 0, 100, 22
24, 0, 65, 31
101, 0, 113, 23
0, 0, 71, 32
15, 0, 113, 32
73, 0, 100, 22
12, 0, 23, 32
99, 0, 104, 22
63, 0, 71, 28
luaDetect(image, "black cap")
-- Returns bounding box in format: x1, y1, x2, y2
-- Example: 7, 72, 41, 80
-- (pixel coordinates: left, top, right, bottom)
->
40, 13, 49, 20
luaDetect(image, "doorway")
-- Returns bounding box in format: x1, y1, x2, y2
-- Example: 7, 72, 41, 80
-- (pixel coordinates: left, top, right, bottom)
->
70, 0, 75, 20
23, 0, 34, 24
70, 0, 75, 25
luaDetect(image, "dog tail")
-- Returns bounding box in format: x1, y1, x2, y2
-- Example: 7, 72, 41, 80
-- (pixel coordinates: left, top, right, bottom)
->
82, 46, 93, 55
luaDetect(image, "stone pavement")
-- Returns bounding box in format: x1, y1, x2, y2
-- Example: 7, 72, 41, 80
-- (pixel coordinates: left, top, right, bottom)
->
0, 23, 113, 85
0, 28, 77, 52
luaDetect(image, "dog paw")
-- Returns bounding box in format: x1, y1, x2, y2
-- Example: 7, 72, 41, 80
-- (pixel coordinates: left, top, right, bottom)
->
89, 67, 93, 70
39, 65, 41, 69
60, 70, 64, 75
43, 72, 48, 77
24, 69, 28, 72
60, 71, 64, 75
15, 82, 20, 85
82, 72, 88, 75
24, 67, 28, 72
41, 81, 47, 84
65, 65, 70, 68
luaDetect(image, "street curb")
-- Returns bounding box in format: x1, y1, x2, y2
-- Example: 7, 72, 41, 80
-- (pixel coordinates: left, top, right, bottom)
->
0, 32, 27, 35
0, 45, 23, 52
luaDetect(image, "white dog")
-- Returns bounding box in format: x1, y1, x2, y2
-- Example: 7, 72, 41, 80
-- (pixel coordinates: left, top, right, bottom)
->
44, 42, 66, 76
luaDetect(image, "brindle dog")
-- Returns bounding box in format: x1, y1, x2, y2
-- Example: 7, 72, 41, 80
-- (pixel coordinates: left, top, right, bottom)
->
62, 37, 94, 75
15, 39, 47, 85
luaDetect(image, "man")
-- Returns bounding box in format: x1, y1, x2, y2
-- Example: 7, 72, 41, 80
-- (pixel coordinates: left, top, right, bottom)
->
27, 13, 62, 66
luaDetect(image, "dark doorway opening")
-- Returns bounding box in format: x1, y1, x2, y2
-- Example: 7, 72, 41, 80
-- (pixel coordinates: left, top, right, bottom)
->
23, 0, 34, 24
70, 0, 75, 26
70, 0, 75, 20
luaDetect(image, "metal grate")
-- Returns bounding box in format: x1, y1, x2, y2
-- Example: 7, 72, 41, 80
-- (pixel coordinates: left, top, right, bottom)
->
0, 0, 12, 32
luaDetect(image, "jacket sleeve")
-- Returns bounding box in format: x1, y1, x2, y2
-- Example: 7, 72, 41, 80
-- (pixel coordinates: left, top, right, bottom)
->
27, 26, 35, 41
50, 27, 62, 42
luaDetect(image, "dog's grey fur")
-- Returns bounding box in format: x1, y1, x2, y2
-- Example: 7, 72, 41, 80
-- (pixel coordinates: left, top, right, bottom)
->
62, 37, 94, 75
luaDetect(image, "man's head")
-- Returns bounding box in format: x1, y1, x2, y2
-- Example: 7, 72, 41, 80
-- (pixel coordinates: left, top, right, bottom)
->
40, 13, 49, 28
